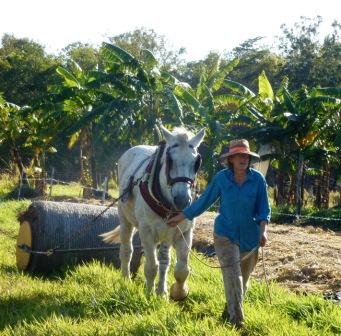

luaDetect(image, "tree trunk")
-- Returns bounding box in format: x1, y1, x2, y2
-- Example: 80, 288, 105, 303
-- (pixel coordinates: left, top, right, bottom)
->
301, 164, 305, 206
79, 127, 94, 198
321, 164, 330, 209
295, 152, 304, 216
314, 175, 322, 209
11, 147, 29, 185
276, 170, 286, 206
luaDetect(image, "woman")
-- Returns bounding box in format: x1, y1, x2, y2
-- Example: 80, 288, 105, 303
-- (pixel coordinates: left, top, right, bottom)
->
167, 139, 271, 328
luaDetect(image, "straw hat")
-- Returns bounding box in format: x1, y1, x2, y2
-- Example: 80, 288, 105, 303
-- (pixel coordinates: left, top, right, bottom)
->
220, 139, 260, 159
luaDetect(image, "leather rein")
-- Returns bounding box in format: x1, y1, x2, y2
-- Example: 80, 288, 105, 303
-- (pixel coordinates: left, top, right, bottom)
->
139, 140, 201, 219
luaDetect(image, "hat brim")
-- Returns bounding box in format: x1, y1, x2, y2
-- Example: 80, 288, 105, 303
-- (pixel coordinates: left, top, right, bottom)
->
220, 149, 260, 159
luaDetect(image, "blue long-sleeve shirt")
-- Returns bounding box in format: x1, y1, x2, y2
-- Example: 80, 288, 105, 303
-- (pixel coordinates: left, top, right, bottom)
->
183, 168, 271, 252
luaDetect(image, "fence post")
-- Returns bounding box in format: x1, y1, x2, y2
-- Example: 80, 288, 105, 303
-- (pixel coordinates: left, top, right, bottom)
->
49, 167, 55, 197
17, 170, 23, 200
114, 163, 118, 184
102, 176, 108, 202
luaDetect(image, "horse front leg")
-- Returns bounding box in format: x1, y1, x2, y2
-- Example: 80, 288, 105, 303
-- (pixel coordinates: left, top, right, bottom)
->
170, 229, 192, 301
156, 242, 171, 297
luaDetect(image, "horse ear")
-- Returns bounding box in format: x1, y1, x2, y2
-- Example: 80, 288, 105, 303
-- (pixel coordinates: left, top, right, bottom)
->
189, 128, 205, 148
160, 125, 174, 143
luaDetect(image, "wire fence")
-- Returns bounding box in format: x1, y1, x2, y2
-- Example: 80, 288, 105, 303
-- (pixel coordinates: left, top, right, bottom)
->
1, 168, 340, 223
272, 212, 341, 222
14, 169, 112, 202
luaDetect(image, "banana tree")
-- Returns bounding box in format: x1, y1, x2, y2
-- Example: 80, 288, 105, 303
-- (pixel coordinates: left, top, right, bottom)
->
48, 60, 105, 195
0, 94, 58, 189
64, 43, 188, 146
173, 57, 240, 180
49, 43, 189, 193
0, 97, 27, 181
94, 43, 186, 144
221, 72, 341, 212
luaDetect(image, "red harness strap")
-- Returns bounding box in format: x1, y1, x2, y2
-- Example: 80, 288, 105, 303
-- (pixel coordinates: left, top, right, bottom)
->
139, 140, 179, 219
139, 180, 173, 218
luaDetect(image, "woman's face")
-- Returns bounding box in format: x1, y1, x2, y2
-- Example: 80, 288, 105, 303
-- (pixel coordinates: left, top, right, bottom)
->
229, 153, 250, 171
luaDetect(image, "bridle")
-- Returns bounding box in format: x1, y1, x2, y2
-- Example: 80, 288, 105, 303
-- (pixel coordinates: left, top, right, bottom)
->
165, 144, 202, 188
138, 140, 201, 218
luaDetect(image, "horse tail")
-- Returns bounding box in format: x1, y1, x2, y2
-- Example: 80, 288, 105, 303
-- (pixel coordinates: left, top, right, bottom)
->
100, 226, 121, 244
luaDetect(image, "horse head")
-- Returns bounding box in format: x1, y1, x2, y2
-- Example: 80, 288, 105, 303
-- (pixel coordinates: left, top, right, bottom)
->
159, 125, 205, 211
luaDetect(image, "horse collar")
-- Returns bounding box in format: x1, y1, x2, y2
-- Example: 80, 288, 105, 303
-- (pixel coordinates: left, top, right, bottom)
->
139, 141, 175, 218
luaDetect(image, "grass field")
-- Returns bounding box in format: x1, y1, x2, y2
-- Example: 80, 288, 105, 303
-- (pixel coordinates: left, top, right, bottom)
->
0, 200, 340, 335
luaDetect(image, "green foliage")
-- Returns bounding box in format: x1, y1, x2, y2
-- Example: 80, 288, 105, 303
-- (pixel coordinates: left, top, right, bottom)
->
0, 19, 340, 197
0, 34, 60, 106
258, 71, 274, 101
109, 27, 186, 70
174, 58, 241, 180
0, 96, 60, 174
278, 16, 341, 89
229, 37, 285, 92
61, 42, 100, 71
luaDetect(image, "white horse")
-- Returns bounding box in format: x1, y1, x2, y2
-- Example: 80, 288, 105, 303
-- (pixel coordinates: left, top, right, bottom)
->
101, 126, 205, 300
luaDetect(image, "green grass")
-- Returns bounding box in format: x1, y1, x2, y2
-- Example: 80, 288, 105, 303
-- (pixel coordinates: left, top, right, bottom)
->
0, 200, 340, 335
0, 175, 119, 201
0, 174, 19, 199
50, 182, 119, 199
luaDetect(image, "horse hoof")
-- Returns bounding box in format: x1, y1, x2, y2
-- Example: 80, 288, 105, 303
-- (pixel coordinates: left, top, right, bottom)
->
170, 282, 189, 301
155, 289, 169, 300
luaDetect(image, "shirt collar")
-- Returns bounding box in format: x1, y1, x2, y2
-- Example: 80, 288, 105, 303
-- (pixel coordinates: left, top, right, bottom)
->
224, 168, 255, 183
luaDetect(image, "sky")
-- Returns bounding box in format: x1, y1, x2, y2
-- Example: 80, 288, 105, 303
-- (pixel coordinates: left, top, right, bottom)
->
0, 0, 339, 61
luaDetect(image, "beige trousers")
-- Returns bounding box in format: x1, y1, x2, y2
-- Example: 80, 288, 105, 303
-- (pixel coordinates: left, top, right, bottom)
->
214, 234, 259, 326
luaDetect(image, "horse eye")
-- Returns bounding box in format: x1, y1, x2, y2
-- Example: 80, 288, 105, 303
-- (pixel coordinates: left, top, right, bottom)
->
171, 144, 179, 148
189, 144, 194, 149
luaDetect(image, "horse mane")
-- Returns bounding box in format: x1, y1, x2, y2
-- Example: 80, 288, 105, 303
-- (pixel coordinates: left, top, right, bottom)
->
171, 127, 194, 146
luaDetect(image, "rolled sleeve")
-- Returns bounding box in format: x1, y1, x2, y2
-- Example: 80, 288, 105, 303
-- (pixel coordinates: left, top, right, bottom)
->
255, 178, 271, 222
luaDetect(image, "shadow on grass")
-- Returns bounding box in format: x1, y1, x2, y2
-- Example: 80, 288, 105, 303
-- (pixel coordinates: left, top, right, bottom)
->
0, 292, 87, 331
1, 260, 78, 281
0, 263, 19, 275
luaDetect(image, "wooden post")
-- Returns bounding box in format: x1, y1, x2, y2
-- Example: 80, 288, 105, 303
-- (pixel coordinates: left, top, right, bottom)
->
115, 163, 119, 184
17, 170, 23, 200
102, 176, 108, 202
49, 168, 55, 197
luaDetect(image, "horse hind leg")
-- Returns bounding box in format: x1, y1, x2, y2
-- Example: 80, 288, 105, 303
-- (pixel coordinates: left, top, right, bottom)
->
156, 242, 171, 297
170, 229, 192, 301
118, 209, 135, 279
140, 229, 158, 296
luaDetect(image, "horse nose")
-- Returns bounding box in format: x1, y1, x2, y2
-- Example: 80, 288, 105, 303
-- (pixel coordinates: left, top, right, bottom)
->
174, 195, 191, 210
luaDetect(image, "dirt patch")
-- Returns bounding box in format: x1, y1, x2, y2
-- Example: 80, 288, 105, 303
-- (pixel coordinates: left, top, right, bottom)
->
192, 212, 341, 295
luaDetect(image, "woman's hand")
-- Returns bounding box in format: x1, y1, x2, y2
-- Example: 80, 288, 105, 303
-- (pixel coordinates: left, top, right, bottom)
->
166, 212, 185, 227
259, 231, 268, 247
259, 220, 268, 247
